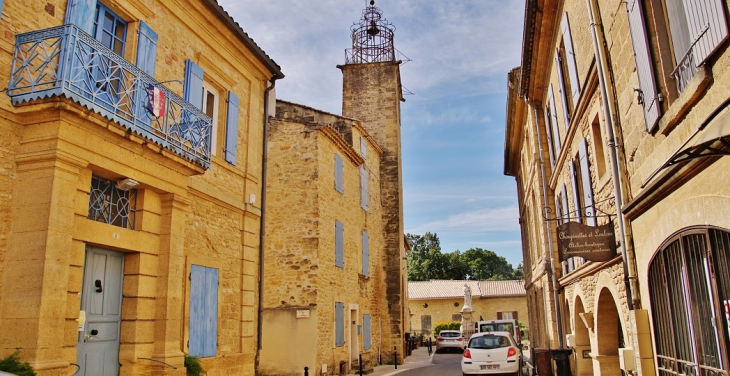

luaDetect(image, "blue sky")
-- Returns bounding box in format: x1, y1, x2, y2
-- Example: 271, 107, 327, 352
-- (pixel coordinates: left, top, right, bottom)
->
221, 0, 526, 268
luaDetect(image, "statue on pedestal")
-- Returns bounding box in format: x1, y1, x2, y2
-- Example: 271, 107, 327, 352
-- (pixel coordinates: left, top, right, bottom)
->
463, 284, 472, 309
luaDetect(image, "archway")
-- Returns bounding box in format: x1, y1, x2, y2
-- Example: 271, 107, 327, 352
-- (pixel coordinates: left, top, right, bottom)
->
594, 287, 622, 375
573, 296, 593, 376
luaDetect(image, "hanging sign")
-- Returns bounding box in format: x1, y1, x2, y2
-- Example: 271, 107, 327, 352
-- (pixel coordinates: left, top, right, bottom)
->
146, 84, 166, 117
557, 222, 617, 262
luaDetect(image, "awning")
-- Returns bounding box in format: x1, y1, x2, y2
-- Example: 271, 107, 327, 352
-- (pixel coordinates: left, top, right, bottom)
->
641, 98, 730, 188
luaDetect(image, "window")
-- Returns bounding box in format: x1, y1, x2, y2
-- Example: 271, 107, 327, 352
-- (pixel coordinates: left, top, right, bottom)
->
335, 302, 345, 347
452, 314, 462, 321
498, 311, 518, 320
590, 116, 607, 179
88, 175, 137, 229
555, 12, 581, 129
93, 3, 126, 57
363, 314, 372, 350
201, 81, 219, 155
335, 220, 344, 268
577, 138, 596, 225
543, 104, 557, 166
626, 0, 728, 130
189, 265, 218, 357
360, 166, 369, 210
362, 230, 370, 276
334, 154, 344, 193
547, 85, 562, 159
421, 315, 432, 334
648, 228, 730, 376
569, 158, 582, 223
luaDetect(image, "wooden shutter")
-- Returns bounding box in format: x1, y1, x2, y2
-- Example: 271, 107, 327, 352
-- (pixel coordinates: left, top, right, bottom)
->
362, 230, 370, 276
360, 166, 369, 210
363, 314, 372, 349
335, 220, 344, 268
335, 155, 344, 193
184, 60, 204, 110
578, 138, 596, 226
555, 194, 563, 225
135, 21, 158, 77
189, 265, 218, 357
569, 160, 582, 221
224, 91, 239, 165
561, 184, 570, 222
513, 311, 518, 320
684, 0, 729, 66
555, 51, 571, 129
625, 0, 661, 131
335, 302, 345, 347
65, 0, 96, 34
497, 312, 503, 319
548, 85, 562, 155
543, 107, 556, 166
421, 315, 432, 331
562, 13, 581, 105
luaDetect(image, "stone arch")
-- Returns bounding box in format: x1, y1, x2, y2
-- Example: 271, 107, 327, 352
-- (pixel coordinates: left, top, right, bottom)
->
573, 295, 593, 376
595, 287, 620, 356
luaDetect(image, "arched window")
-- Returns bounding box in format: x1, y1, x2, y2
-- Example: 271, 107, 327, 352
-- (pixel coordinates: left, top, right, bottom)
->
648, 228, 730, 376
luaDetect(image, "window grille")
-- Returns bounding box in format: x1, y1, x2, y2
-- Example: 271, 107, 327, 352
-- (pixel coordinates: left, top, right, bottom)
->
88, 175, 137, 229
649, 228, 730, 376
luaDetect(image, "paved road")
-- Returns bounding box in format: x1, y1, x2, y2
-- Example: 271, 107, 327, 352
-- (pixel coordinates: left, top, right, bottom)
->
395, 349, 463, 376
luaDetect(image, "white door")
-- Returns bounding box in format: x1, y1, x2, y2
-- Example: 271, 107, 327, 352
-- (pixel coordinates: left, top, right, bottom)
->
76, 247, 124, 376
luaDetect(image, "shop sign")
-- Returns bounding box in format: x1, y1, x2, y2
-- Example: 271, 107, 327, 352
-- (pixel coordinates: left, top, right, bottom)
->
557, 222, 617, 262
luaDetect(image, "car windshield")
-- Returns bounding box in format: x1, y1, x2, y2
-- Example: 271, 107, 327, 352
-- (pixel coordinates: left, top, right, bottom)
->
440, 332, 460, 338
469, 335, 511, 349
480, 323, 514, 333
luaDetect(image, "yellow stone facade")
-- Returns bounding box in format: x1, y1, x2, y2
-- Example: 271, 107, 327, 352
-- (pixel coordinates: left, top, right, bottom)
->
507, 1, 730, 376
260, 101, 388, 376
0, 1, 282, 375
408, 296, 529, 335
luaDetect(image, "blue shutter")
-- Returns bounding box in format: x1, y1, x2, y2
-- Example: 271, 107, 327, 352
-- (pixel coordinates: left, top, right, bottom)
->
548, 85, 561, 155
360, 137, 367, 158
561, 184, 570, 222
65, 0, 96, 34
189, 265, 218, 357
555, 51, 571, 129
335, 302, 345, 347
684, 0, 728, 67
569, 160, 581, 221
625, 0, 660, 131
0, 0, 4, 19
335, 220, 344, 268
578, 138, 596, 226
135, 21, 158, 77
335, 155, 344, 193
555, 194, 563, 225
561, 13, 581, 106
184, 60, 204, 110
362, 231, 370, 276
360, 166, 369, 210
224, 91, 240, 165
363, 314, 372, 349
189, 265, 206, 357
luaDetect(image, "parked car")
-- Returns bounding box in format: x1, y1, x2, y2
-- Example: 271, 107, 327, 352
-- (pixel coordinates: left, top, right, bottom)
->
435, 330, 465, 352
462, 331, 522, 376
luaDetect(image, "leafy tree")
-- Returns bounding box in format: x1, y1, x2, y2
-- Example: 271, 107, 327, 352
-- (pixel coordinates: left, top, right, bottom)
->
406, 233, 519, 281
514, 262, 524, 280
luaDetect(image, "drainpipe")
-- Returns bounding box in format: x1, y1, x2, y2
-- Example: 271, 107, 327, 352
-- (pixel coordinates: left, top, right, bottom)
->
586, 0, 641, 370
529, 99, 564, 350
257, 76, 278, 359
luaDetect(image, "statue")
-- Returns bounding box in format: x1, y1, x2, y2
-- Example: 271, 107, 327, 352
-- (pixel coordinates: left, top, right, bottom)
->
463, 284, 472, 309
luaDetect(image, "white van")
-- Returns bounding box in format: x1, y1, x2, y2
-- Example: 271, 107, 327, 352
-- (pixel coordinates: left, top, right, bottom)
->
475, 319, 521, 343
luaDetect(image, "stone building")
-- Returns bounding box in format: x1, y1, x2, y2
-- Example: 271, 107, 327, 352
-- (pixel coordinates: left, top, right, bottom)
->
259, 2, 408, 375
505, 1, 730, 376
0, 1, 282, 375
408, 280, 528, 337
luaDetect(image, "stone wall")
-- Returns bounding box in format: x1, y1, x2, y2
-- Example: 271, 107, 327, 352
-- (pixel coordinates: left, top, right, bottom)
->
0, 1, 275, 375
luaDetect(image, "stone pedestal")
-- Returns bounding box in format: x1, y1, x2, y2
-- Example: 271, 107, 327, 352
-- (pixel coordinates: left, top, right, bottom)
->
460, 306, 475, 341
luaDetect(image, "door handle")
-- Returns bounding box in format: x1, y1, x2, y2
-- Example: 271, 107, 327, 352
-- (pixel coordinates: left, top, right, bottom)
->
95, 279, 103, 293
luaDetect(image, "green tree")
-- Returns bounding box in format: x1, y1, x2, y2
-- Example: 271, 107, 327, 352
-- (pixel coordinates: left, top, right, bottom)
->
461, 248, 515, 280
406, 232, 449, 281
514, 262, 524, 280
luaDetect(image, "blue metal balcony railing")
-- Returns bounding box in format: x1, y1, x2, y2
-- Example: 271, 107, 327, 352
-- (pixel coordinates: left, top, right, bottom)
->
8, 24, 212, 169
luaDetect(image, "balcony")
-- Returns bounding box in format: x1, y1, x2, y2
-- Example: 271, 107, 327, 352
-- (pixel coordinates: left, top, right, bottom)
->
8, 25, 212, 169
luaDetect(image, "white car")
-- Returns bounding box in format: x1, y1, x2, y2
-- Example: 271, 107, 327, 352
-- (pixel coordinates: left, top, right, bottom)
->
462, 331, 521, 376
435, 330, 465, 352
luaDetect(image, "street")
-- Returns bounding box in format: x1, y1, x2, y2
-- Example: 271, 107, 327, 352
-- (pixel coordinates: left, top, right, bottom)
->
396, 350, 463, 376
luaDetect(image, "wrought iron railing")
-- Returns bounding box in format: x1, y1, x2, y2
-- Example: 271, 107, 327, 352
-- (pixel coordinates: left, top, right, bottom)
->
671, 48, 698, 94
8, 25, 212, 168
